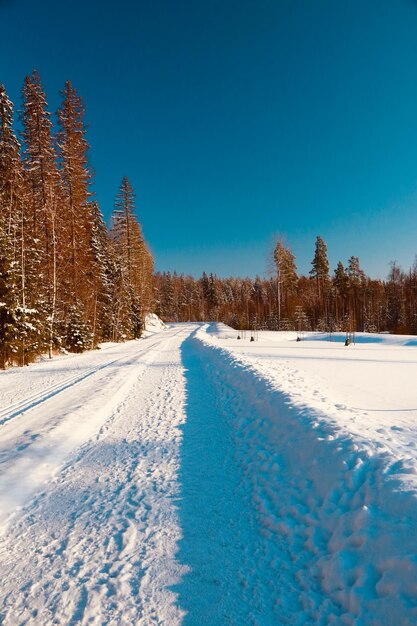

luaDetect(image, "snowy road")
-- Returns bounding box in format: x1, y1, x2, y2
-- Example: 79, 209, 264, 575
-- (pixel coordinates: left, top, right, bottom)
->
1, 323, 417, 624
0, 324, 190, 625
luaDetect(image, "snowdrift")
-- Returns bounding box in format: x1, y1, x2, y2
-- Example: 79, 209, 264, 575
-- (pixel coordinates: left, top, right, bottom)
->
144, 313, 166, 336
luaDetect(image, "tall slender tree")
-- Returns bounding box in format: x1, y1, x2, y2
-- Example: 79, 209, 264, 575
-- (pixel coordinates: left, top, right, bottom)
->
89, 200, 114, 344
310, 236, 330, 296
21, 70, 59, 357
346, 255, 366, 329
1, 83, 45, 365
273, 239, 298, 326
56, 80, 96, 349
0, 85, 22, 236
310, 235, 330, 327
110, 177, 154, 338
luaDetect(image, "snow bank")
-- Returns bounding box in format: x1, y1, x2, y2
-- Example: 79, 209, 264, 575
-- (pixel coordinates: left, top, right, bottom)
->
192, 324, 417, 625
144, 313, 166, 336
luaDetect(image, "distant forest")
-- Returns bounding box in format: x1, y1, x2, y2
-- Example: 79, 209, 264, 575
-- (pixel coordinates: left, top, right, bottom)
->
154, 240, 417, 335
1, 72, 417, 368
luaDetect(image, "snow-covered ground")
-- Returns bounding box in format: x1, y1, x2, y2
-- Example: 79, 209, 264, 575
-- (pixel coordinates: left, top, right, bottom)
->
1, 322, 417, 624
200, 325, 417, 623
0, 324, 188, 625
205, 325, 417, 480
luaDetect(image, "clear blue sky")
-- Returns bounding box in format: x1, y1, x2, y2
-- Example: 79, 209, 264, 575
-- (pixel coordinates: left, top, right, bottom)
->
2, 0, 417, 278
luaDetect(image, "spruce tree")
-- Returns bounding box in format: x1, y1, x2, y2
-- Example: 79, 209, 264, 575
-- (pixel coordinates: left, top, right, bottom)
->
56, 80, 96, 349
1, 83, 44, 364
0, 84, 22, 236
0, 228, 20, 368
160, 272, 175, 320
89, 200, 114, 343
21, 70, 58, 356
110, 177, 154, 338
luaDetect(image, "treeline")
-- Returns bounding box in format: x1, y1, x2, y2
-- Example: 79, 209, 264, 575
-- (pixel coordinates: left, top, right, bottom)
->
0, 72, 153, 368
154, 236, 417, 335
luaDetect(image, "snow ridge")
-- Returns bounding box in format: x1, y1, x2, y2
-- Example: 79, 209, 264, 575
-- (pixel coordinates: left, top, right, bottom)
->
190, 326, 417, 625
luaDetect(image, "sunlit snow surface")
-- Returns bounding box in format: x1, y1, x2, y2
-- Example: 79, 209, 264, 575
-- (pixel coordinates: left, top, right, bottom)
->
199, 324, 417, 624
206, 324, 417, 467
0, 322, 417, 625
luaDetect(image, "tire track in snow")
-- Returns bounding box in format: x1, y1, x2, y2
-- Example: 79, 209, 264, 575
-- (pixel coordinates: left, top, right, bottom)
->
0, 325, 193, 625
0, 327, 186, 429
0, 326, 187, 534
0, 356, 129, 426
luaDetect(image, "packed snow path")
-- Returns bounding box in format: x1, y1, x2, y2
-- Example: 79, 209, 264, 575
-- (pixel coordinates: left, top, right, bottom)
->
1, 324, 417, 624
0, 325, 191, 625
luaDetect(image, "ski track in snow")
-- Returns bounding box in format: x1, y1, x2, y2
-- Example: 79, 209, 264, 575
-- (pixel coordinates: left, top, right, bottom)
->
0, 325, 190, 625
1, 323, 417, 624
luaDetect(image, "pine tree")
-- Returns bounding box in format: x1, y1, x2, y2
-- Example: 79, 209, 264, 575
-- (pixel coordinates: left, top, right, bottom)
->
273, 239, 298, 325
333, 261, 349, 327
347, 256, 365, 291
310, 235, 330, 296
347, 256, 366, 330
0, 75, 163, 365
334, 261, 348, 296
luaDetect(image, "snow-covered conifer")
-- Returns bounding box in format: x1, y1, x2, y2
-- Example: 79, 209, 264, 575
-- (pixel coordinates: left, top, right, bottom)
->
56, 81, 96, 349
21, 70, 59, 356
110, 177, 154, 338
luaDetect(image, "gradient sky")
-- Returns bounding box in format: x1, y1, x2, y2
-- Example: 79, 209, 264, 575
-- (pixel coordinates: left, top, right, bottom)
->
2, 0, 417, 278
